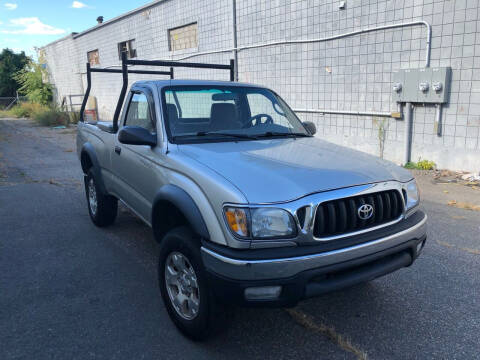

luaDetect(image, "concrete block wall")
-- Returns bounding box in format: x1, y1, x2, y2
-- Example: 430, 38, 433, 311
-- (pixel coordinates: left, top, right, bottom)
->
41, 0, 480, 172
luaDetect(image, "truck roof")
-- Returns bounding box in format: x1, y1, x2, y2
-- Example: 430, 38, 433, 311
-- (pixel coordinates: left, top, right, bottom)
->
133, 79, 262, 89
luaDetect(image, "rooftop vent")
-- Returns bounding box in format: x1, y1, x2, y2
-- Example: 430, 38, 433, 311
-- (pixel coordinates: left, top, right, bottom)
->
96, 16, 104, 24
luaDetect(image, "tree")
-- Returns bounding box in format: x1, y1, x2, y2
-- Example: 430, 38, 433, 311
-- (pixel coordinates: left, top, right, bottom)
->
13, 60, 53, 105
0, 48, 29, 97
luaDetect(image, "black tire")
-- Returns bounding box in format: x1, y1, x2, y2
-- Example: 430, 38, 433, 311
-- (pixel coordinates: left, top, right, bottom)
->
159, 226, 226, 340
85, 169, 117, 227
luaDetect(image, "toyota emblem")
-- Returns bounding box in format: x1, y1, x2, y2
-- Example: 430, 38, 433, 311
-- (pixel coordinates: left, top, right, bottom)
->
357, 204, 374, 220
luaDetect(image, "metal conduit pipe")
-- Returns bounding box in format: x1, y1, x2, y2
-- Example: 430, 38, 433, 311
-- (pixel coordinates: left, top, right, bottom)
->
231, 0, 239, 81
168, 21, 432, 68
404, 103, 413, 164
292, 108, 394, 117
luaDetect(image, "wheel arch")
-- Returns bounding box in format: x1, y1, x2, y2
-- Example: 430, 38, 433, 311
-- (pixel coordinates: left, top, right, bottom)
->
152, 184, 210, 242
80, 143, 107, 195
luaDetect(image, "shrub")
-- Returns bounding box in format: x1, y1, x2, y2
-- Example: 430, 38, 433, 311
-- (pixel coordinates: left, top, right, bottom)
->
33, 108, 69, 127
404, 162, 417, 169
416, 159, 436, 170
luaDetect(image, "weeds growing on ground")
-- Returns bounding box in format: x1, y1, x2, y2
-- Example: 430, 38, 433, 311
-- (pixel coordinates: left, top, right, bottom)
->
0, 102, 72, 127
404, 158, 436, 170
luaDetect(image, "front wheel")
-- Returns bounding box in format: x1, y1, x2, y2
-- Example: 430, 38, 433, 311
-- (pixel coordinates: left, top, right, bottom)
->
158, 226, 225, 340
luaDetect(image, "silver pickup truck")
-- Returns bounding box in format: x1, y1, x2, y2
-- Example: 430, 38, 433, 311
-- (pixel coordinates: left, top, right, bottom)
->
77, 58, 426, 340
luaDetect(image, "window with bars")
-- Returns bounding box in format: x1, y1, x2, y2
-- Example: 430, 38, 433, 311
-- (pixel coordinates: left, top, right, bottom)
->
168, 23, 198, 51
118, 39, 137, 60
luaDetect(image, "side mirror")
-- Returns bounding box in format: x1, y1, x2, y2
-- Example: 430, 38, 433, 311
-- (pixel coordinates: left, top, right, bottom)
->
118, 126, 157, 146
303, 121, 316, 135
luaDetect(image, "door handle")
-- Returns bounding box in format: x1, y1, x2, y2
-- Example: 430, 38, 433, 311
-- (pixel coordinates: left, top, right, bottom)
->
114, 146, 121, 155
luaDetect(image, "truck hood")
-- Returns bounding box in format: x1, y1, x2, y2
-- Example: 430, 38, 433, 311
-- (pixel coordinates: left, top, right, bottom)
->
178, 137, 412, 204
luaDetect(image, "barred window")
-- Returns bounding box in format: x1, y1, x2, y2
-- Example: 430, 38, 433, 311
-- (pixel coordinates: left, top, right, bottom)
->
168, 23, 198, 51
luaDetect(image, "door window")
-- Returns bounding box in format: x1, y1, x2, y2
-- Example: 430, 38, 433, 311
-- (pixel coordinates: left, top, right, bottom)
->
125, 92, 155, 133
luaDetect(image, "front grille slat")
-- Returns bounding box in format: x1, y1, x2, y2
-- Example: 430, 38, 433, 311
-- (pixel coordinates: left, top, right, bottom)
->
337, 201, 347, 233
366, 195, 375, 225
347, 198, 357, 230
375, 193, 384, 223
313, 189, 404, 238
383, 192, 392, 220
315, 205, 326, 236
326, 203, 336, 234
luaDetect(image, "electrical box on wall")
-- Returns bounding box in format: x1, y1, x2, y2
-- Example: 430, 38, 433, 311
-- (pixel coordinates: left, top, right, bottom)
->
392, 67, 451, 103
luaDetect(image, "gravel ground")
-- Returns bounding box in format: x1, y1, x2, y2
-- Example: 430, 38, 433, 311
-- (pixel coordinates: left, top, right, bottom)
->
0, 119, 479, 360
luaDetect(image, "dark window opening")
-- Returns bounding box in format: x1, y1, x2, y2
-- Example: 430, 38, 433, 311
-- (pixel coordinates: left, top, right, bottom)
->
87, 49, 100, 66
118, 39, 137, 60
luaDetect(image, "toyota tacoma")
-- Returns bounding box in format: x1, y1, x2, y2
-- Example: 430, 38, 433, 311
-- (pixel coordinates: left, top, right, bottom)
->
77, 76, 427, 339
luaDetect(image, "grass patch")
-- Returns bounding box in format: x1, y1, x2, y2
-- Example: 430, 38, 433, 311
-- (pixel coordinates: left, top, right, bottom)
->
404, 158, 436, 170
1, 102, 72, 127
33, 108, 69, 127
1, 102, 49, 118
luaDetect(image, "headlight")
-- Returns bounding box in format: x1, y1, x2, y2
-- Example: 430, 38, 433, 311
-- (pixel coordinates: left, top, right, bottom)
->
251, 208, 296, 238
224, 207, 296, 239
405, 179, 420, 210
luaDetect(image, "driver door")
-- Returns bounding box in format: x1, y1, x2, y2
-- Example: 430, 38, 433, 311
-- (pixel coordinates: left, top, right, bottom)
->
111, 87, 159, 222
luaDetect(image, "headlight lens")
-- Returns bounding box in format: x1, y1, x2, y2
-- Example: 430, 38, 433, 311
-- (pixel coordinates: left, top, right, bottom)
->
251, 208, 295, 238
224, 207, 296, 239
405, 179, 420, 210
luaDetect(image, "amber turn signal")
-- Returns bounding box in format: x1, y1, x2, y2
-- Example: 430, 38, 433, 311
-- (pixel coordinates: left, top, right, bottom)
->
224, 207, 249, 237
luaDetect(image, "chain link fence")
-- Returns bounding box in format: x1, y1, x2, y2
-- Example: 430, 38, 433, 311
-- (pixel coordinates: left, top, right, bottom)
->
0, 96, 28, 110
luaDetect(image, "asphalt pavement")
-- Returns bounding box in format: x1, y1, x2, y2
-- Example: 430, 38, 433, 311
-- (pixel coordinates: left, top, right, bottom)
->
1, 119, 479, 360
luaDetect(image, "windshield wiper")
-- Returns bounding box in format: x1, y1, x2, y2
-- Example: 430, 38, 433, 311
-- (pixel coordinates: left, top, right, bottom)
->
195, 131, 257, 139
172, 131, 257, 140
255, 131, 312, 138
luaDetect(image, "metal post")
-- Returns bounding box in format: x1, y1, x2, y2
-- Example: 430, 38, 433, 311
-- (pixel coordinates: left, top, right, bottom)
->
231, 0, 239, 81
113, 52, 128, 132
434, 104, 442, 136
230, 59, 235, 81
80, 62, 91, 123
404, 102, 413, 164
170, 67, 174, 79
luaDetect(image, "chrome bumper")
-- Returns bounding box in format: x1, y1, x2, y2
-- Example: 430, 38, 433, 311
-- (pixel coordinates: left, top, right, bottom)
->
201, 213, 427, 281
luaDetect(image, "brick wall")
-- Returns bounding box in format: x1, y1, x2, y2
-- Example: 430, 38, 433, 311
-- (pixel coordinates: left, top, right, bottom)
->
41, 0, 480, 172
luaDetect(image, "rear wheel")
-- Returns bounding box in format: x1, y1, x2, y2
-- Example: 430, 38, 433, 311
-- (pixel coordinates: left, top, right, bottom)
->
159, 226, 226, 340
85, 169, 117, 227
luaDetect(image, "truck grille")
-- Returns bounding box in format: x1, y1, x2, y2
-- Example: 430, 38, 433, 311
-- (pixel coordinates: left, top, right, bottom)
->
313, 190, 405, 238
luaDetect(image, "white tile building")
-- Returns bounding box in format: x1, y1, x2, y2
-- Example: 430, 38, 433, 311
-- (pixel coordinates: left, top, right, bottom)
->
40, 0, 480, 172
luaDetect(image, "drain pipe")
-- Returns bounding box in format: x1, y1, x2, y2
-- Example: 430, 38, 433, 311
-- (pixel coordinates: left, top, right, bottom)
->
404, 103, 413, 164
231, 0, 239, 81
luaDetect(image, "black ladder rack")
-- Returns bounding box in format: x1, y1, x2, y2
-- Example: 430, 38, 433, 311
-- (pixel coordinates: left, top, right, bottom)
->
80, 51, 235, 132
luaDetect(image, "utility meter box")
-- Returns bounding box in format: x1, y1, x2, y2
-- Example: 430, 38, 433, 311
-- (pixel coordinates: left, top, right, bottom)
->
392, 67, 451, 103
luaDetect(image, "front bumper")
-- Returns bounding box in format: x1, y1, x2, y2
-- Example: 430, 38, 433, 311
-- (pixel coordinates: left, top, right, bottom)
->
201, 210, 427, 307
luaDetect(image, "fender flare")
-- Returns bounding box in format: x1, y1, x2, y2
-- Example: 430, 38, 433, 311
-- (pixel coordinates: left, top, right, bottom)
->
152, 184, 210, 240
80, 143, 107, 195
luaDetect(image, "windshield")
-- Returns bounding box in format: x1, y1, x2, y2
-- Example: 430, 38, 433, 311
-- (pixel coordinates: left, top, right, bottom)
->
162, 85, 310, 142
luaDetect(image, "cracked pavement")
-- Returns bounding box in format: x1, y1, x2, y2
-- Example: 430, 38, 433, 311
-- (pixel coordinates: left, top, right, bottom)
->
1, 119, 479, 359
